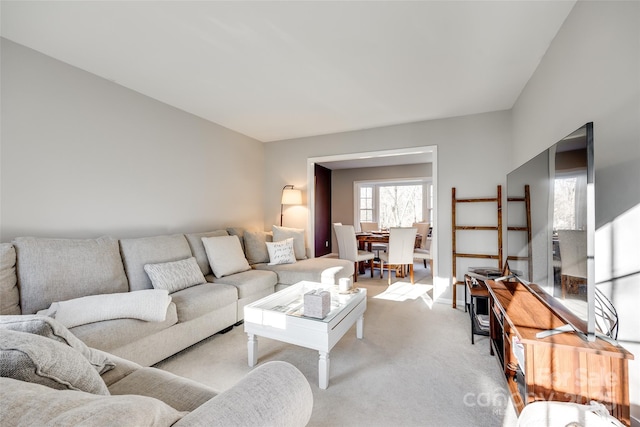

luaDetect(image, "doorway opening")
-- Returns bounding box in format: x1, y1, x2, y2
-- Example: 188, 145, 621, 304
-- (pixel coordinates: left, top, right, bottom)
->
306, 146, 438, 279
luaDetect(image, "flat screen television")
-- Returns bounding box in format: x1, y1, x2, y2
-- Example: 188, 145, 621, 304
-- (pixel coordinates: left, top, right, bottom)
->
506, 122, 596, 342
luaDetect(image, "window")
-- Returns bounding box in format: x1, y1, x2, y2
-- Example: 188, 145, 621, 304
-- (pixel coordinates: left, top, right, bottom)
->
553, 172, 587, 230
359, 186, 374, 222
355, 179, 432, 229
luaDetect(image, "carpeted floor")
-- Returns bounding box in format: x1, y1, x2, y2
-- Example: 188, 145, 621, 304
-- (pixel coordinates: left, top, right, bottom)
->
154, 263, 519, 427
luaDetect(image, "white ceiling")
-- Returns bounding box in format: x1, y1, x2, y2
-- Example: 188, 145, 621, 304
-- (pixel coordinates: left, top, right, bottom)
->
1, 1, 575, 143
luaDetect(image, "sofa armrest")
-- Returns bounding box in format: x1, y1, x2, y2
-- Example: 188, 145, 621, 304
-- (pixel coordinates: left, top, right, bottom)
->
97, 349, 141, 387
173, 361, 313, 427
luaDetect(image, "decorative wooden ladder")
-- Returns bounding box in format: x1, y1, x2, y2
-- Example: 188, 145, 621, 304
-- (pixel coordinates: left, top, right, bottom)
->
451, 185, 503, 308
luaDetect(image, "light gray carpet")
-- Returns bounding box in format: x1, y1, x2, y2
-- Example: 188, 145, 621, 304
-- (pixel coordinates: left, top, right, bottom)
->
155, 264, 519, 426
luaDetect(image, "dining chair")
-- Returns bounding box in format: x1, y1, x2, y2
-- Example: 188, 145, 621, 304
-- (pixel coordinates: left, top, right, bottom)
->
359, 221, 387, 258
412, 222, 432, 271
333, 224, 375, 282
556, 230, 587, 298
379, 227, 418, 285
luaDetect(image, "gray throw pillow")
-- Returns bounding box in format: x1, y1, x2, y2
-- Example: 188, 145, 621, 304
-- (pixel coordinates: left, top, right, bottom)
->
272, 225, 307, 260
243, 230, 272, 264
0, 315, 114, 374
144, 257, 206, 293
0, 243, 20, 315
0, 329, 110, 395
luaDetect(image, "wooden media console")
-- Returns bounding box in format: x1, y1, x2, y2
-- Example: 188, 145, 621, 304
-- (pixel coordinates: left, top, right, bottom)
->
486, 279, 634, 425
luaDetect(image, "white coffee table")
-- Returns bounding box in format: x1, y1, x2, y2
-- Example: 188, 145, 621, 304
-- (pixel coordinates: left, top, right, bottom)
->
244, 280, 366, 389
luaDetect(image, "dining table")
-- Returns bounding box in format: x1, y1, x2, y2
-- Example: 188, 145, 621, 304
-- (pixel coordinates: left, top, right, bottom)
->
355, 231, 422, 276
355, 231, 422, 251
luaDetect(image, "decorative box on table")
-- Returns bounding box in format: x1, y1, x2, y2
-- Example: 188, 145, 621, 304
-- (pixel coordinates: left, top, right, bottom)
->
304, 290, 330, 319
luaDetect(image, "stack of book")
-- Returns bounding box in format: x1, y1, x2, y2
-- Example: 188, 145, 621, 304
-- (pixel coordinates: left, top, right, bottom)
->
476, 314, 490, 331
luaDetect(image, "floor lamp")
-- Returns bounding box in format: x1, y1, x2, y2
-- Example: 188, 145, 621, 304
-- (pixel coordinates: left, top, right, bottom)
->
280, 185, 302, 226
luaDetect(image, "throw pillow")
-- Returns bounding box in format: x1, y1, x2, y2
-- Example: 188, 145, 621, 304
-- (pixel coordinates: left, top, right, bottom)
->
243, 230, 273, 264
184, 230, 229, 276
0, 315, 114, 374
272, 225, 307, 260
0, 329, 110, 395
0, 243, 20, 315
201, 235, 251, 278
266, 238, 297, 266
144, 257, 206, 293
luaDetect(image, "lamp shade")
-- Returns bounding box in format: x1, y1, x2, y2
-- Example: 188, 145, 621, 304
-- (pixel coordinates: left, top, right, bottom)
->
281, 188, 302, 205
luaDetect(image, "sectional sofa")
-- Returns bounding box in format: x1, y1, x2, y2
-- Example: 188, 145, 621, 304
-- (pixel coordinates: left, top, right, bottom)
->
0, 225, 354, 366
0, 225, 353, 425
0, 315, 313, 426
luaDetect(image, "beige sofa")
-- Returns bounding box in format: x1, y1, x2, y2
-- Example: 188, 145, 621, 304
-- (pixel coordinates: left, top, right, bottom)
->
0, 226, 353, 367
0, 315, 313, 426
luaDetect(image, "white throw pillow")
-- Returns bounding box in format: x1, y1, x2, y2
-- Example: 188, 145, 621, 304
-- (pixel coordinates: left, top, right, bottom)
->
201, 235, 251, 278
265, 238, 297, 266
144, 257, 206, 293
272, 225, 307, 260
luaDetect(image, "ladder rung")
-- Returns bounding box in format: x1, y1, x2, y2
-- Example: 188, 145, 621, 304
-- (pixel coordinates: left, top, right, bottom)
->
456, 197, 498, 203
454, 253, 500, 259
508, 226, 528, 231
456, 226, 498, 231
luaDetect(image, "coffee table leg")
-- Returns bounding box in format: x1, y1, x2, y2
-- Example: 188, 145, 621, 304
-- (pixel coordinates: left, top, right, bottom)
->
247, 334, 257, 367
356, 314, 364, 339
319, 351, 330, 389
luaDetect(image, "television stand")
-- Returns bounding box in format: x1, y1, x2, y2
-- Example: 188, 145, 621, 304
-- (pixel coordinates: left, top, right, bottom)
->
486, 279, 633, 426
535, 323, 576, 339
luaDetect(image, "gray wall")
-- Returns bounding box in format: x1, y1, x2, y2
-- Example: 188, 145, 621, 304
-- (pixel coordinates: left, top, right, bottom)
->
263, 111, 512, 301
511, 1, 640, 421
0, 39, 265, 241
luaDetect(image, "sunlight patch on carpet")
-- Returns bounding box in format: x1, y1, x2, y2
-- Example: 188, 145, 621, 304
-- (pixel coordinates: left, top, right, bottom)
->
374, 282, 433, 307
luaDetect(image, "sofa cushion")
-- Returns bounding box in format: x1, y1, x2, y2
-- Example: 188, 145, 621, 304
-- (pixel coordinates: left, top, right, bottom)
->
144, 257, 206, 293
0, 315, 114, 374
0, 377, 184, 427
108, 367, 217, 412
255, 257, 354, 286
272, 225, 307, 260
184, 230, 229, 276
266, 238, 297, 265
226, 227, 246, 251
0, 330, 110, 395
119, 234, 193, 291
0, 243, 20, 315
215, 269, 277, 299
12, 236, 128, 314
70, 303, 178, 353
202, 235, 251, 278
243, 230, 272, 264
170, 283, 238, 322
38, 289, 172, 329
